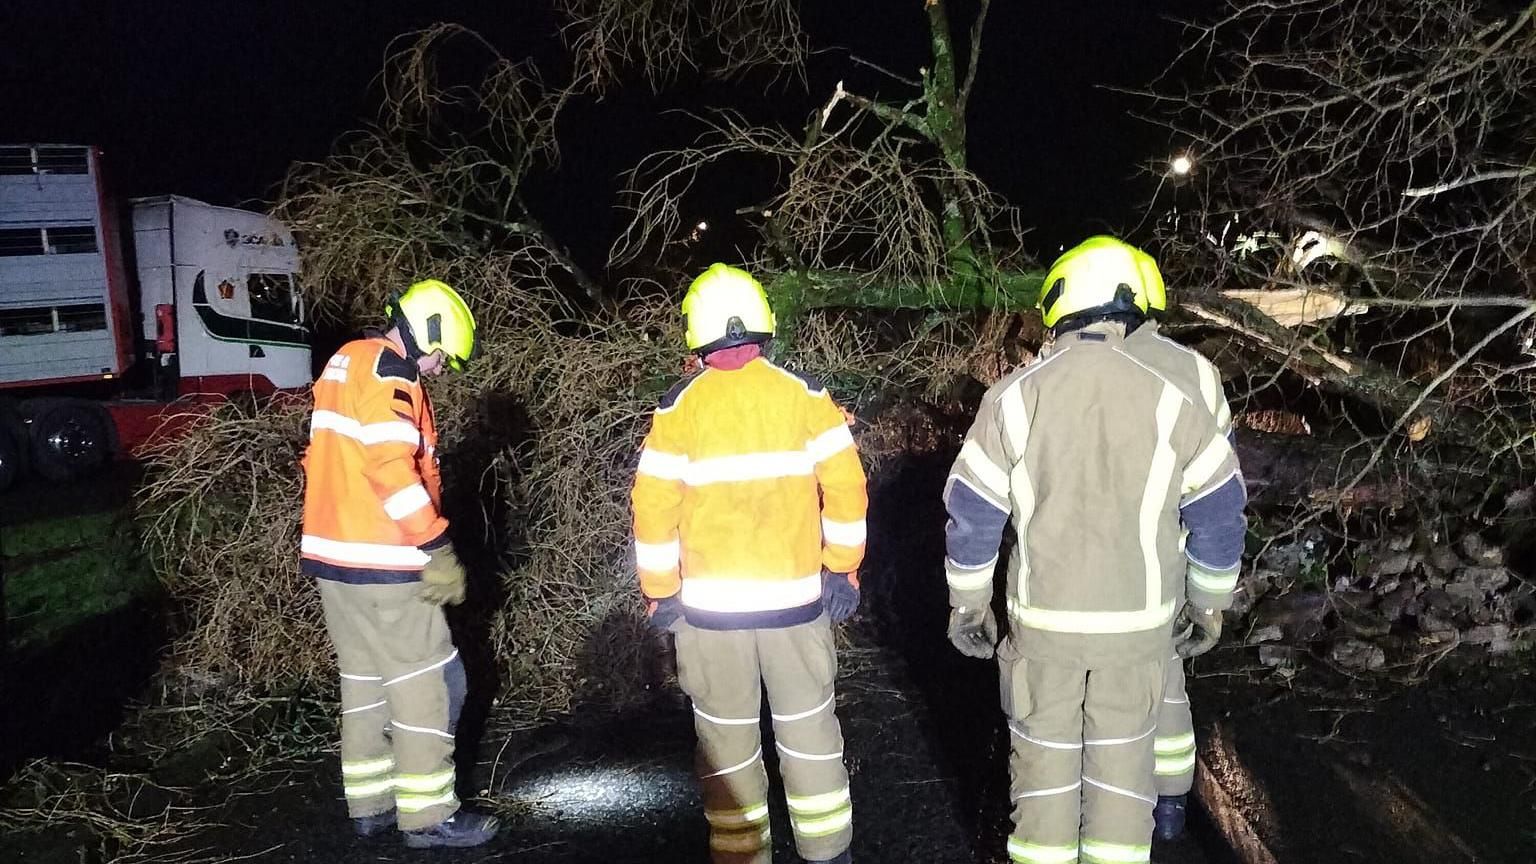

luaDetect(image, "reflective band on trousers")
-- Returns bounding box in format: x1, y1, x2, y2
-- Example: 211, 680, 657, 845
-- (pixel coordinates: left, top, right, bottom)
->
705, 803, 769, 828
787, 787, 853, 838
1155, 733, 1196, 754
394, 769, 455, 794
710, 825, 771, 853
345, 776, 396, 799
1157, 751, 1198, 775
397, 789, 457, 814
384, 649, 460, 686
342, 756, 395, 776
1081, 840, 1152, 863
1008, 839, 1079, 864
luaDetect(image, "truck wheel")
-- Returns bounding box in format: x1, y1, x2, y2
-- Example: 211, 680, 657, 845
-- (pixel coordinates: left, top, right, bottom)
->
0, 422, 21, 492
30, 400, 112, 482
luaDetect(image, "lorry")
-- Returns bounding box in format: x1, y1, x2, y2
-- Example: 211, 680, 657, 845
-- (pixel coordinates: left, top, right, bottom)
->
0, 144, 311, 492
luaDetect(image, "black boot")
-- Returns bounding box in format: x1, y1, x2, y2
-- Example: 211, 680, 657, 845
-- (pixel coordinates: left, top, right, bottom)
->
352, 809, 397, 837
402, 811, 501, 849
1154, 794, 1187, 841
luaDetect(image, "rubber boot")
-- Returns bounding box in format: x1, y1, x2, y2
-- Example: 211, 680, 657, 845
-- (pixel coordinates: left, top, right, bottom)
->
1154, 794, 1187, 842
353, 809, 397, 838
402, 811, 501, 849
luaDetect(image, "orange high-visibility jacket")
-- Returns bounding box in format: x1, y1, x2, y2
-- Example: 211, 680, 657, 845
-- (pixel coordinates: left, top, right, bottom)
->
300, 336, 448, 583
631, 357, 868, 629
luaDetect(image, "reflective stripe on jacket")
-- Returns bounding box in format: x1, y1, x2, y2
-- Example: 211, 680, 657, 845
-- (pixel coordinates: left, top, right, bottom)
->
943, 322, 1246, 666
301, 337, 447, 584
631, 357, 868, 630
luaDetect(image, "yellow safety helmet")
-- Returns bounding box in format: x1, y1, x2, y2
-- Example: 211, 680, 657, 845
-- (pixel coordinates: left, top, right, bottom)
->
1038, 236, 1161, 329
681, 263, 776, 352
386, 279, 479, 372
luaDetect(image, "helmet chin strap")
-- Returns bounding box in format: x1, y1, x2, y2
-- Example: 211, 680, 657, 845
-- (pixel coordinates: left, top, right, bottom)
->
389, 298, 425, 360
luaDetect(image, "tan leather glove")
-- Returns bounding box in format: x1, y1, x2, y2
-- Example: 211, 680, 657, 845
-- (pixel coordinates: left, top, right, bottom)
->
948, 605, 998, 659
1173, 602, 1221, 658
419, 544, 466, 606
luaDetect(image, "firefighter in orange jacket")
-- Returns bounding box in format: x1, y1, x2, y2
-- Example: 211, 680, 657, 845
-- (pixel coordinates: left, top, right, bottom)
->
301, 279, 498, 849
632, 264, 868, 864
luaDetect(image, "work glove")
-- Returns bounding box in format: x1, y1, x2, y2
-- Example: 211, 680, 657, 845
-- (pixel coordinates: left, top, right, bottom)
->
648, 596, 686, 633
948, 605, 998, 659
1173, 602, 1221, 658
418, 544, 467, 607
822, 571, 861, 623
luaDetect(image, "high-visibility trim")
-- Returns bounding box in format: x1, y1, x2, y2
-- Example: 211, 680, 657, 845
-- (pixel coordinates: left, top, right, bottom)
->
680, 572, 822, 612
999, 377, 1032, 461
1080, 839, 1152, 863
705, 803, 770, 827
342, 699, 387, 715
1156, 751, 1198, 775
946, 557, 996, 592
635, 538, 681, 572
1083, 776, 1156, 805
1013, 781, 1082, 800
786, 787, 851, 814
703, 748, 762, 778
1188, 564, 1238, 595
345, 777, 396, 798
1008, 597, 1178, 635
1163, 695, 1189, 705
791, 805, 853, 837
808, 423, 855, 463
1009, 725, 1082, 750
1181, 467, 1238, 506
709, 826, 771, 853
311, 410, 422, 447
1182, 433, 1232, 495
775, 742, 843, 761
391, 720, 454, 740
394, 769, 455, 793
1155, 733, 1197, 754
637, 447, 689, 481
693, 706, 759, 726
1003, 388, 1038, 606
959, 440, 1010, 499
383, 484, 432, 520
1216, 399, 1233, 434
684, 450, 814, 486
821, 517, 867, 547
1141, 385, 1182, 610
341, 672, 383, 682
302, 535, 430, 568
1085, 726, 1154, 746
342, 756, 395, 776
772, 694, 834, 723
320, 366, 348, 383
384, 649, 460, 687
396, 789, 458, 813
1196, 356, 1220, 417
1007, 838, 1080, 864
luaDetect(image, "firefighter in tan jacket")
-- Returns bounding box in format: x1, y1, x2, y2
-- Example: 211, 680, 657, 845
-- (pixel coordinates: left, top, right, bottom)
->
942, 237, 1246, 864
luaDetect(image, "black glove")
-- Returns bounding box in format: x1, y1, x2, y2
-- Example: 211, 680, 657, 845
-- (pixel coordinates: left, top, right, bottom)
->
948, 605, 998, 659
822, 571, 861, 623
648, 596, 685, 633
1173, 602, 1221, 658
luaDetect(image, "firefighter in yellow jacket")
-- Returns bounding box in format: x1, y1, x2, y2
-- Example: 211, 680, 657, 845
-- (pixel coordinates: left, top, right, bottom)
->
301, 279, 499, 849
943, 238, 1245, 864
632, 264, 867, 864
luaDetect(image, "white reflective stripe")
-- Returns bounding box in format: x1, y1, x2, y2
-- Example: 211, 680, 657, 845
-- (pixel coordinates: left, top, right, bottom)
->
709, 827, 771, 852
1181, 467, 1238, 506
680, 572, 822, 612
1155, 733, 1197, 753
694, 706, 759, 726
341, 672, 383, 682
637, 447, 689, 481
635, 538, 681, 572
1008, 838, 1080, 863
959, 440, 1010, 499
807, 423, 855, 463
684, 450, 814, 486
1080, 839, 1152, 863
1197, 356, 1220, 417
705, 803, 770, 827
342, 699, 388, 716
1216, 400, 1233, 436
775, 742, 843, 761
820, 517, 866, 547
311, 410, 421, 447
772, 694, 834, 723
345, 777, 396, 798
391, 721, 454, 740
1182, 433, 1232, 496
1083, 776, 1156, 805
1008, 597, 1178, 635
998, 378, 1031, 459
1156, 752, 1198, 774
383, 484, 432, 520
383, 649, 459, 687
342, 757, 395, 776
1163, 696, 1189, 705
302, 535, 430, 568
396, 789, 457, 813
320, 367, 348, 383
785, 787, 851, 814
792, 807, 853, 837
704, 748, 762, 778
1010, 726, 1083, 750
1189, 565, 1238, 594
1140, 385, 1182, 610
394, 769, 455, 793
946, 558, 997, 591
1012, 780, 1082, 800
1085, 726, 1154, 746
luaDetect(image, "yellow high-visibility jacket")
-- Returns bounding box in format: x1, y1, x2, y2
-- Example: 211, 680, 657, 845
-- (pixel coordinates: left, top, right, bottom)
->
631, 357, 868, 630
300, 336, 448, 583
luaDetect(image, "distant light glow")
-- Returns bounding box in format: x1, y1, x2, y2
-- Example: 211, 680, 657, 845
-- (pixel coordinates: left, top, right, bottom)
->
1170, 154, 1194, 176
695, 221, 709, 232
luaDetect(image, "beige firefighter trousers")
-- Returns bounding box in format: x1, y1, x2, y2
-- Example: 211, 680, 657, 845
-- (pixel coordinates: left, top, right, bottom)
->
319, 580, 466, 831
1000, 643, 1164, 864
673, 613, 852, 864
1154, 656, 1196, 797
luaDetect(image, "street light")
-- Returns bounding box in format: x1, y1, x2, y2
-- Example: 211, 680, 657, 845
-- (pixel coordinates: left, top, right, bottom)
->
1169, 154, 1194, 177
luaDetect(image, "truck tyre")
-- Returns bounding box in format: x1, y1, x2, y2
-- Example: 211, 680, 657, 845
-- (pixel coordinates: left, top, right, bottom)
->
30, 400, 112, 483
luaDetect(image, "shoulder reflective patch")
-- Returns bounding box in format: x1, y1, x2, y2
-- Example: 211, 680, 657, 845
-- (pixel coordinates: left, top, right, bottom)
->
374, 349, 419, 384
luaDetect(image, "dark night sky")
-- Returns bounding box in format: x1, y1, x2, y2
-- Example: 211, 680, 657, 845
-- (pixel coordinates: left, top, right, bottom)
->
0, 0, 1211, 271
